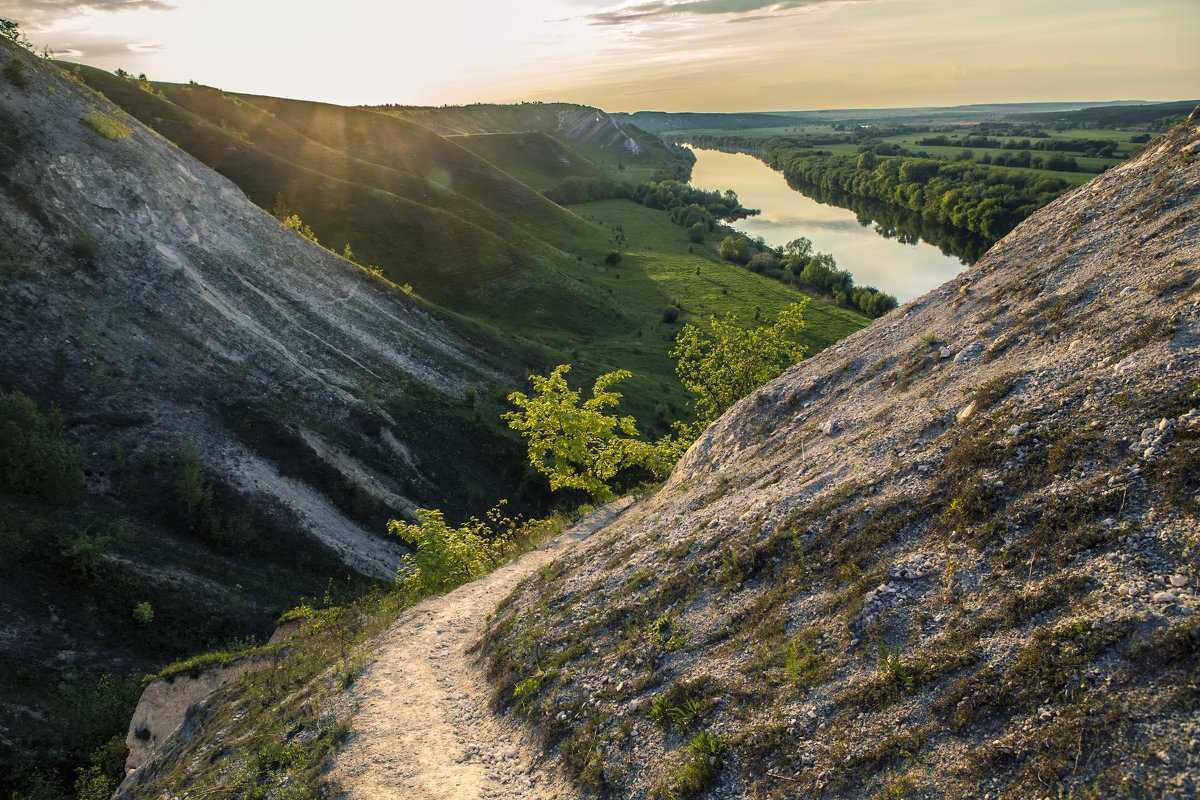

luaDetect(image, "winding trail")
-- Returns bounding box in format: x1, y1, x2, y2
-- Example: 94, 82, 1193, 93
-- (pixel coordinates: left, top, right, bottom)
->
330, 499, 632, 799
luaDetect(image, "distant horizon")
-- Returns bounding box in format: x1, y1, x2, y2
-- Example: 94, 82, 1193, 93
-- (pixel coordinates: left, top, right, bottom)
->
8, 1, 1196, 113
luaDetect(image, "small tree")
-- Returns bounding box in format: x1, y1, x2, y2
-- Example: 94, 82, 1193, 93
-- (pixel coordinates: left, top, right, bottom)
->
0, 19, 31, 50
174, 432, 212, 517
283, 214, 317, 244
388, 504, 515, 599
504, 365, 657, 501
671, 301, 809, 427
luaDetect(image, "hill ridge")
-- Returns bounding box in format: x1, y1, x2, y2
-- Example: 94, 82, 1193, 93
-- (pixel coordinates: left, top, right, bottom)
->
478, 110, 1200, 799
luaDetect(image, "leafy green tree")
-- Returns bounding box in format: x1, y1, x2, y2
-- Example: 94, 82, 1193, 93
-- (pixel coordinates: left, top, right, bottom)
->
504, 365, 659, 501
283, 214, 318, 244
718, 235, 752, 264
671, 301, 809, 426
783, 237, 813, 261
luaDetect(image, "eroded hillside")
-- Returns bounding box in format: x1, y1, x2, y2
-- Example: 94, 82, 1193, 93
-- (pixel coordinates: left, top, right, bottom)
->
482, 112, 1200, 799
0, 41, 533, 791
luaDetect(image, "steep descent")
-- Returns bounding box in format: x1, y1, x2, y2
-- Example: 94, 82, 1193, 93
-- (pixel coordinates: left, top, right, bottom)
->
481, 112, 1200, 799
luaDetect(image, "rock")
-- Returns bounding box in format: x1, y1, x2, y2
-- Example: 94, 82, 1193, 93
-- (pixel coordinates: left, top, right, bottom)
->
1171, 574, 1188, 587
939, 346, 952, 359
820, 418, 839, 435
1153, 591, 1177, 603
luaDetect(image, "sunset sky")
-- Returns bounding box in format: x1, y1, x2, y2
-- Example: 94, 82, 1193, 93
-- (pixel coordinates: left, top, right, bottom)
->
7, 0, 1196, 111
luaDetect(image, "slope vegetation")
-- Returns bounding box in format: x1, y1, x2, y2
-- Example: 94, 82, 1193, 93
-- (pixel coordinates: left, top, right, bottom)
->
482, 112, 1200, 799
68, 65, 592, 306
0, 43, 537, 795
68, 71, 869, 434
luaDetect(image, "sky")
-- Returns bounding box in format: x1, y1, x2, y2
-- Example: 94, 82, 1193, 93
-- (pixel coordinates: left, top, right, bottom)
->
5, 0, 1197, 112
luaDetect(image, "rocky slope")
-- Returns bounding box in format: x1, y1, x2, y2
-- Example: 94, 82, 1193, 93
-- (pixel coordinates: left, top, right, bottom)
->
0, 40, 535, 791
0, 45, 525, 573
481, 112, 1200, 798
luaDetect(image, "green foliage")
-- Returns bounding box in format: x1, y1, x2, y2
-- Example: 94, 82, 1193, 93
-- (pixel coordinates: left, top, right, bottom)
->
876, 636, 914, 692
283, 213, 318, 244
781, 240, 897, 318
388, 502, 519, 599
0, 19, 32, 51
80, 112, 132, 140
58, 522, 113, 583
0, 391, 84, 504
3, 52, 27, 87
72, 231, 98, 261
0, 247, 26, 279
671, 301, 809, 426
504, 365, 665, 501
173, 431, 213, 517
657, 731, 729, 800
132, 601, 154, 625
73, 765, 114, 800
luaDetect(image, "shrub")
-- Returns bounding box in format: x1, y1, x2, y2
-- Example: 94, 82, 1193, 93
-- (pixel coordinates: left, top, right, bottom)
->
283, 214, 318, 244
0, 391, 84, 504
3, 52, 27, 87
662, 305, 679, 323
389, 502, 520, 599
73, 231, 98, 261
132, 602, 154, 625
80, 112, 133, 140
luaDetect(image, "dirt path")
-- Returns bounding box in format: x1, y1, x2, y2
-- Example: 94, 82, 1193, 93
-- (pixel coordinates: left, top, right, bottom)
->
329, 498, 632, 799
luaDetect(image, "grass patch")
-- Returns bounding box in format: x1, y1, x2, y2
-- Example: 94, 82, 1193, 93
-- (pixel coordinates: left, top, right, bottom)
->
80, 111, 133, 140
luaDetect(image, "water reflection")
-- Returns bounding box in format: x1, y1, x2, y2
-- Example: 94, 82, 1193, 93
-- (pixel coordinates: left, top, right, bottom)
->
688, 147, 984, 302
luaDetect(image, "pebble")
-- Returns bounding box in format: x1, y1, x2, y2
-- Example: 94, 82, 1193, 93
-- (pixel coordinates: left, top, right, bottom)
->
1171, 574, 1188, 588
1153, 591, 1177, 603
939, 346, 952, 359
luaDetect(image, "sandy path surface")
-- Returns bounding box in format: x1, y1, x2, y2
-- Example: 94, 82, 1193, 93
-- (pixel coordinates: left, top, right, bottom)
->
330, 498, 632, 799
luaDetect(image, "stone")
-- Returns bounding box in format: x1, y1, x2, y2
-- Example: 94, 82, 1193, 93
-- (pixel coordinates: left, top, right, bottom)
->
939, 346, 952, 359
1171, 574, 1188, 587
1153, 591, 1177, 603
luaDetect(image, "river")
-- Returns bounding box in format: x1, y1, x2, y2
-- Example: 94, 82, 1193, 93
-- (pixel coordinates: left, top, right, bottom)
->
687, 147, 972, 303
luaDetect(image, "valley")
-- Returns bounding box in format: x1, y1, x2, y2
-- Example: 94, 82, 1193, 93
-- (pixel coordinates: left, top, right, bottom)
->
0, 23, 1196, 800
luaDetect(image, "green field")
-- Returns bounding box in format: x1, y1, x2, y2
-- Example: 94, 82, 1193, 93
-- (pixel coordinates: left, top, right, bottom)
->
456, 197, 866, 432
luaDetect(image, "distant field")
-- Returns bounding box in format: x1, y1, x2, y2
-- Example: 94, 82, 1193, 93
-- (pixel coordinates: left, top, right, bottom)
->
480, 198, 867, 432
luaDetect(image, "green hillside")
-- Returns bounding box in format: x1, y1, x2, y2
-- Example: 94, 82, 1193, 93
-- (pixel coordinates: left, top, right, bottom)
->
71, 69, 868, 434
449, 130, 606, 192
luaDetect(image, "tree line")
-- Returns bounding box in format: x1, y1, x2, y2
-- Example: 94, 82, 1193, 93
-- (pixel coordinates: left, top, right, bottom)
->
687, 135, 1073, 241
915, 134, 1119, 158
715, 235, 897, 319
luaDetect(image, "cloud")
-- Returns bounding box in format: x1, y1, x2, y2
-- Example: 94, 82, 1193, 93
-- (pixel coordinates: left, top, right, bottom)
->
584, 0, 863, 26
49, 38, 159, 59
3, 0, 173, 28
